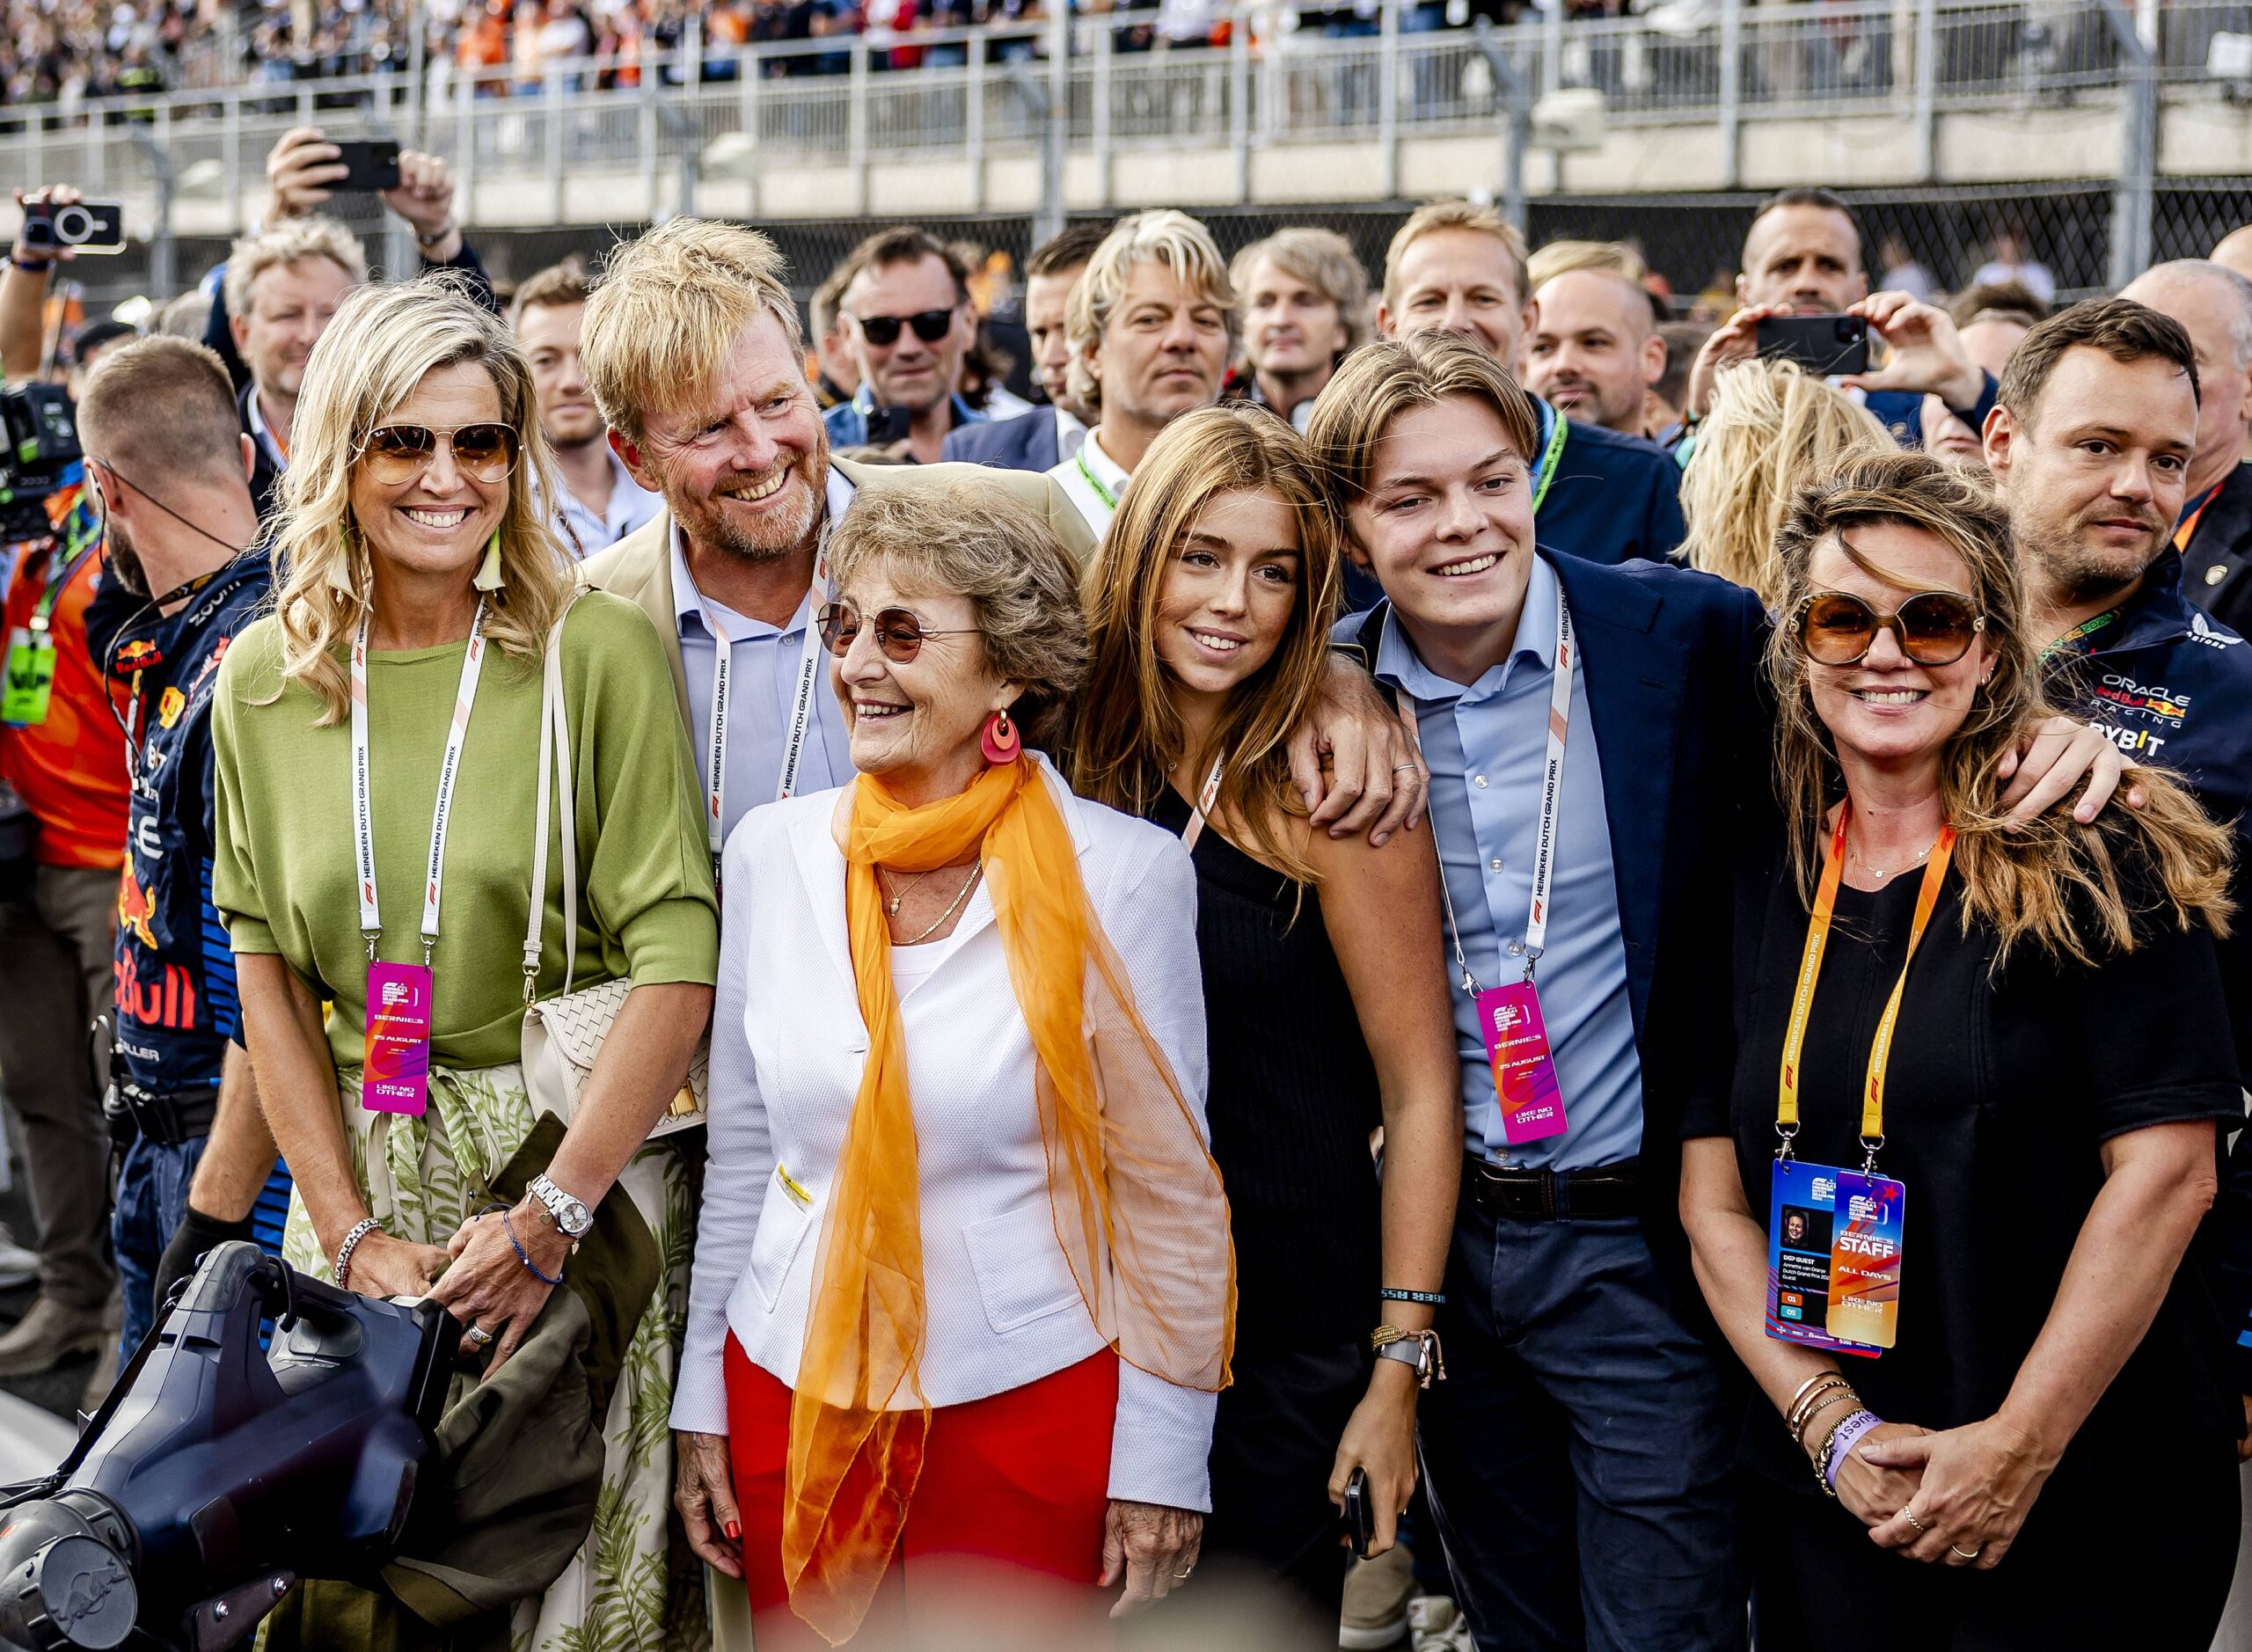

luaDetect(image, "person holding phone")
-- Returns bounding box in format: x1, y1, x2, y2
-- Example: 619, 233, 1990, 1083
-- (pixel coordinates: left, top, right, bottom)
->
1678, 450, 2241, 1649
1073, 406, 1459, 1621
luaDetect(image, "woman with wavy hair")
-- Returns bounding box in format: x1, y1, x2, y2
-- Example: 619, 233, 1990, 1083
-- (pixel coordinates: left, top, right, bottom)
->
1679, 449, 2241, 1648
1073, 406, 1459, 1620
211, 275, 718, 1644
1678, 358, 1891, 609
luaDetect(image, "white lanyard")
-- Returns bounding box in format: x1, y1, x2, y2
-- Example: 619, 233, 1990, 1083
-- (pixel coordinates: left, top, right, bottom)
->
350, 600, 488, 961
1179, 753, 1225, 852
700, 523, 832, 876
1423, 592, 1575, 991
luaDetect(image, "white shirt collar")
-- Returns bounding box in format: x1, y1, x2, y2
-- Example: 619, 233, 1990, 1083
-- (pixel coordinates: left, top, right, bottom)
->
1078, 428, 1130, 499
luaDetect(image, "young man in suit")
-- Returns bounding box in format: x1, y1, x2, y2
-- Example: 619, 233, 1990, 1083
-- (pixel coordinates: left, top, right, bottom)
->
943, 223, 1109, 473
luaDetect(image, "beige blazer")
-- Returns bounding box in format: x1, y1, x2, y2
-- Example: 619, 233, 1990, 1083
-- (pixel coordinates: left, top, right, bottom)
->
579, 456, 1101, 734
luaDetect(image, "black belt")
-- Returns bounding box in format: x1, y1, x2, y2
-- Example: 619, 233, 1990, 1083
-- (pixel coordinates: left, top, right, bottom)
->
1460, 1154, 1642, 1221
104, 1083, 217, 1147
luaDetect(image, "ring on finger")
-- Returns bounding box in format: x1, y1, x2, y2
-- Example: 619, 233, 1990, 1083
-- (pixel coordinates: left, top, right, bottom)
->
1171, 1567, 1194, 1583
464, 1323, 495, 1348
1949, 1542, 1982, 1561
1393, 763, 1421, 774
1905, 1511, 1930, 1534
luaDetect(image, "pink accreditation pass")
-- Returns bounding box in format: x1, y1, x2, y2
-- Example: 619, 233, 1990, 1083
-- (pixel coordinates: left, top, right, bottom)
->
1477, 980, 1568, 1144
363, 961, 433, 1115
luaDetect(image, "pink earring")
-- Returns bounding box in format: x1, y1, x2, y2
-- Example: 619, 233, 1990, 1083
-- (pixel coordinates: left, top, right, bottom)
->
980, 708, 1021, 765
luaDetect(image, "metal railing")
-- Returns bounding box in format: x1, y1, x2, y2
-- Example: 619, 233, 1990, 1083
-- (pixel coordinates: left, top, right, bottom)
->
0, 0, 2223, 223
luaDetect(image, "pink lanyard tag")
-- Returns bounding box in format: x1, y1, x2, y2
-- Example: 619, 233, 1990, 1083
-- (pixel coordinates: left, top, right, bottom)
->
363, 960, 434, 1115
1477, 979, 1568, 1144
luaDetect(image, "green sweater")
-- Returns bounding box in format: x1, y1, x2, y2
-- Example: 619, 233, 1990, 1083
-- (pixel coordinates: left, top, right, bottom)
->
212, 592, 717, 1075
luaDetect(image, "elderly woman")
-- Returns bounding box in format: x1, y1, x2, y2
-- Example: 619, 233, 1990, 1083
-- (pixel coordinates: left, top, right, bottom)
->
211, 277, 716, 1643
1680, 450, 2241, 1649
672, 477, 1233, 1648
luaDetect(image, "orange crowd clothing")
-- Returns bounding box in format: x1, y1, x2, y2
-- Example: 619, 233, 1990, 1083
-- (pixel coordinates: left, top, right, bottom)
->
1, 535, 128, 871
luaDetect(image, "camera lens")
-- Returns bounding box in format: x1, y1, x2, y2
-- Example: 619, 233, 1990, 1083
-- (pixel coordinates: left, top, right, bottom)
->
52, 205, 91, 245
1836, 317, 1859, 342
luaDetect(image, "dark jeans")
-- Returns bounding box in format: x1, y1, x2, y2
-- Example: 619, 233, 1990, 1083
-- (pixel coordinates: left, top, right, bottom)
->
112, 1130, 207, 1362
1418, 1203, 1744, 1652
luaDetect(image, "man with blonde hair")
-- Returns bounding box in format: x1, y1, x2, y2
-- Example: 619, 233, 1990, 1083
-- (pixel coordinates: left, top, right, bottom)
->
1228, 225, 1368, 431
577, 216, 1097, 859
1049, 208, 1235, 537
1524, 238, 1646, 293
1378, 201, 1685, 574
221, 216, 366, 517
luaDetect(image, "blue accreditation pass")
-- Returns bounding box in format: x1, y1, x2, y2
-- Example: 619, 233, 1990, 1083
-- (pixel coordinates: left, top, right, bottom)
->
1766, 1158, 1880, 1359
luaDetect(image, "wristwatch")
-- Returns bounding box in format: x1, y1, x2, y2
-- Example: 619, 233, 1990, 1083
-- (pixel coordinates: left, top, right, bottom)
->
1370, 1327, 1445, 1389
526, 1172, 593, 1239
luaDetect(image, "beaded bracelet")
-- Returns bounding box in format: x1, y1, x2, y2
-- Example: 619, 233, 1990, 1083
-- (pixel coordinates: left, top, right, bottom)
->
504, 1208, 565, 1285
333, 1216, 382, 1290
1380, 1287, 1446, 1306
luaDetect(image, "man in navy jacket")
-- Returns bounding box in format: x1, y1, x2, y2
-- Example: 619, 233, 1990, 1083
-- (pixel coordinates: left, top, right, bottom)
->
943, 223, 1106, 474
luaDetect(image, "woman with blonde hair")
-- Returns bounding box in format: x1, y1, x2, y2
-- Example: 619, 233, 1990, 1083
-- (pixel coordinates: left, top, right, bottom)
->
1679, 449, 2241, 1648
1678, 358, 1890, 607
1074, 405, 1459, 1619
211, 275, 718, 1643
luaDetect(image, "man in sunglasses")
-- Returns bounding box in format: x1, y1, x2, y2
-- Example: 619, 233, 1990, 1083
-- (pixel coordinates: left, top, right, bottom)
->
820, 228, 987, 467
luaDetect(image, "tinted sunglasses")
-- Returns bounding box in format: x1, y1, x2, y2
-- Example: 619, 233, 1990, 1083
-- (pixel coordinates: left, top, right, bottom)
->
817, 601, 976, 663
852, 309, 954, 347
360, 422, 520, 486
1793, 589, 1986, 668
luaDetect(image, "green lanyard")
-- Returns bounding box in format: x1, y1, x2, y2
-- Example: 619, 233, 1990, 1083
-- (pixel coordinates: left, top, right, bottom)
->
3, 542, 97, 727
2038, 606, 2120, 663
1074, 448, 1119, 511
1530, 403, 1568, 515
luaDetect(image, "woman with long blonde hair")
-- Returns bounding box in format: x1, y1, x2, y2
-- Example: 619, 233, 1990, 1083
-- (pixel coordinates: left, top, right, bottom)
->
1073, 405, 1461, 1619
1678, 358, 1890, 607
1679, 450, 2240, 1648
211, 276, 718, 1645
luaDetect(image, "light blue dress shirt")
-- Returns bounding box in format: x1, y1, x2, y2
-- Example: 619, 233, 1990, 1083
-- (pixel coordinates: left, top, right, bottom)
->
550, 450, 663, 558
675, 468, 856, 846
1371, 553, 1645, 1171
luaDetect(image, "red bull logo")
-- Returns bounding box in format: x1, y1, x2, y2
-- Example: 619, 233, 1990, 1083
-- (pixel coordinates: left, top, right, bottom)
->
116, 863, 156, 950
113, 951, 196, 1030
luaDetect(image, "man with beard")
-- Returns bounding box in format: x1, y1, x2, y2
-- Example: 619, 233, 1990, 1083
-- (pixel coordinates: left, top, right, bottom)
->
1523, 267, 1667, 439
2117, 262, 2252, 632
944, 223, 1109, 472
1684, 187, 1994, 451
822, 228, 987, 467
511, 260, 662, 556
67, 338, 290, 1371
1048, 209, 1234, 539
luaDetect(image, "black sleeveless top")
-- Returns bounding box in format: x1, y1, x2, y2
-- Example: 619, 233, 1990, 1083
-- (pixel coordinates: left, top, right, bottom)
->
1145, 787, 1383, 1351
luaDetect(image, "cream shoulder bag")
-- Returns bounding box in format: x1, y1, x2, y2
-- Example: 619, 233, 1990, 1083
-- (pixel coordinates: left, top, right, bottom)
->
519, 600, 709, 1137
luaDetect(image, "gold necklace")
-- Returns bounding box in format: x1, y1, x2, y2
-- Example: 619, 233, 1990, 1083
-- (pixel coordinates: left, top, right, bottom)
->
896, 863, 983, 946
874, 865, 940, 917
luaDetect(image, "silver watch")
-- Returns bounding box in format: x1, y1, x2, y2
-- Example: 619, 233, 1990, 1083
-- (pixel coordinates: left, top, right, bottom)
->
527, 1172, 593, 1239
1371, 1329, 1445, 1388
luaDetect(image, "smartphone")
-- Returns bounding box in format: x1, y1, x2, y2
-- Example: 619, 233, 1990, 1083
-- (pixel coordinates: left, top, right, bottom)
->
330, 138, 403, 193
1340, 1467, 1375, 1560
864, 405, 915, 447
1756, 313, 1870, 378
18, 200, 125, 256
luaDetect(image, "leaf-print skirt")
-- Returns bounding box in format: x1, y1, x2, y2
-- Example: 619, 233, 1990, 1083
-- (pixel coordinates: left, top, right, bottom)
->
281, 1062, 708, 1652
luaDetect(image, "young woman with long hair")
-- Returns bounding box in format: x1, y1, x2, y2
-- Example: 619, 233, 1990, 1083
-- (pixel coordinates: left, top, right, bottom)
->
1073, 404, 1461, 1623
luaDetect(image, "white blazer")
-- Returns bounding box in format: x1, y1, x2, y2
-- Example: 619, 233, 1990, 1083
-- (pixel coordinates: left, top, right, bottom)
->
670, 758, 1221, 1512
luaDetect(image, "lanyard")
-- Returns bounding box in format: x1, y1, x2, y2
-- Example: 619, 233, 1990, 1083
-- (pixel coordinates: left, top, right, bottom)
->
1776, 801, 1956, 1159
2037, 606, 2119, 662
28, 541, 99, 632
1425, 592, 1575, 994
2175, 481, 2222, 555
1074, 447, 1119, 512
1530, 403, 1568, 516
700, 523, 834, 877
1179, 753, 1225, 852
350, 601, 488, 963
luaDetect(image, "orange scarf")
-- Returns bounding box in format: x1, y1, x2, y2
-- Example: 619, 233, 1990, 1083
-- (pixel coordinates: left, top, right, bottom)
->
783, 759, 1234, 1643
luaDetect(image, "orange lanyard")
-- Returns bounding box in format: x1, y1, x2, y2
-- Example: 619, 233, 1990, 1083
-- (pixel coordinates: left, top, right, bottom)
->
2175, 483, 2221, 555
1776, 802, 1956, 1157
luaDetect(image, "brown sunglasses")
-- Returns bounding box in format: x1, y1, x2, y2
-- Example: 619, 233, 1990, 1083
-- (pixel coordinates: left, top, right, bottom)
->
1792, 589, 1986, 668
817, 601, 976, 663
360, 421, 520, 486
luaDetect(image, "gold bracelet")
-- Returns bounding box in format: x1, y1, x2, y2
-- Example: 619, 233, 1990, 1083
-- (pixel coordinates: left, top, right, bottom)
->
1790, 1389, 1856, 1447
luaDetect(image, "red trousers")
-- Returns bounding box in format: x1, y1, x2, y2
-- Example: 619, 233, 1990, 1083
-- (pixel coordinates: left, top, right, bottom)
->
724, 1333, 1118, 1648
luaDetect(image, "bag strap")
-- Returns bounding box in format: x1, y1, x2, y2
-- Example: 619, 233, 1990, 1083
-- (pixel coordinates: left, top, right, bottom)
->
522, 597, 582, 1005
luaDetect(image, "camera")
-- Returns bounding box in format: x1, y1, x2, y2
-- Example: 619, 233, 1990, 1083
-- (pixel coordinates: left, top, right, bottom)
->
0, 384, 83, 545
18, 200, 126, 256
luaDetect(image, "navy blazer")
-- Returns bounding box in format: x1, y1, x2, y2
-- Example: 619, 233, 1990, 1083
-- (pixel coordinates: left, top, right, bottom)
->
1865, 369, 2000, 451
942, 407, 1062, 472
1339, 551, 1771, 1297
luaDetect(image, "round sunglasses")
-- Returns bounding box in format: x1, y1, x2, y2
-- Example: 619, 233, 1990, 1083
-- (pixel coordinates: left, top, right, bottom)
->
1792, 589, 1986, 668
850, 309, 954, 347
817, 601, 977, 663
359, 421, 520, 487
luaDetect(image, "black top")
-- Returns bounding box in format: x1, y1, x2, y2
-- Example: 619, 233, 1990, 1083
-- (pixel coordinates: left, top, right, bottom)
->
1145, 787, 1382, 1351
1687, 835, 2241, 1491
